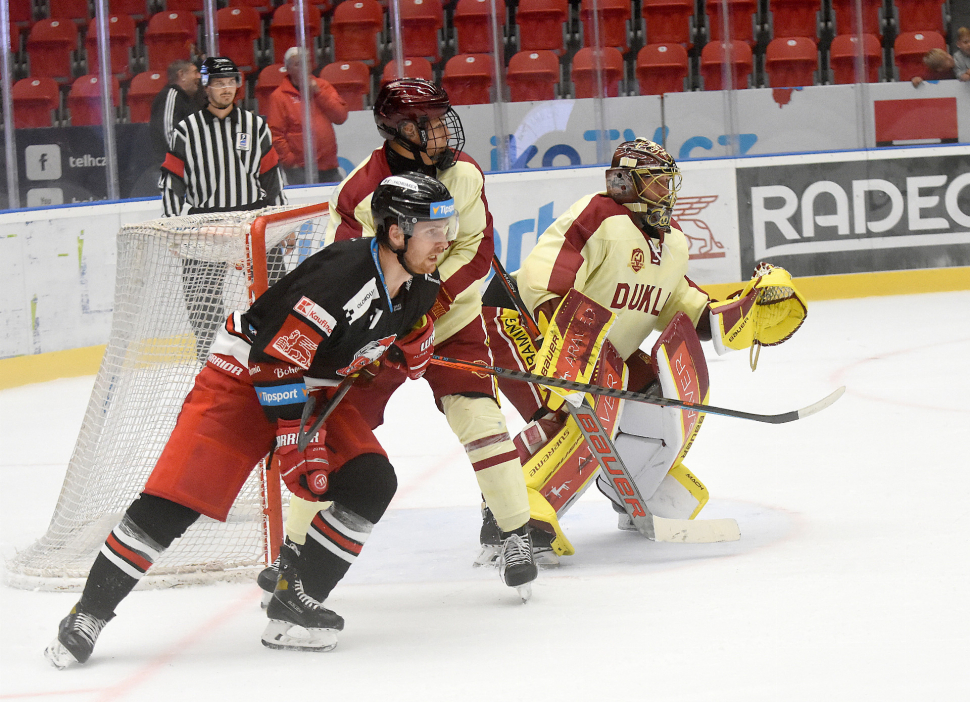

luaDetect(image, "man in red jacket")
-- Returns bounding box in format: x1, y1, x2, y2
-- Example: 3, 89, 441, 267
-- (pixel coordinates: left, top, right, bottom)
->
267, 47, 349, 185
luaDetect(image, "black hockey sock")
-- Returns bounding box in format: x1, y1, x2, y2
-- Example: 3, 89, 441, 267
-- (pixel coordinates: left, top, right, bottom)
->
79, 493, 199, 618
299, 503, 373, 602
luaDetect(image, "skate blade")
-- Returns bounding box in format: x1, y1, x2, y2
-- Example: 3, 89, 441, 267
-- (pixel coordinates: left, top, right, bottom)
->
261, 619, 338, 652
534, 552, 560, 568
473, 545, 500, 568
515, 583, 532, 603
260, 590, 273, 609
44, 639, 78, 669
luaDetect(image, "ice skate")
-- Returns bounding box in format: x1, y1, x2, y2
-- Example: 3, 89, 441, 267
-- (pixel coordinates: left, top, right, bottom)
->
44, 603, 112, 669
257, 538, 300, 608
262, 558, 343, 652
499, 526, 538, 602
530, 528, 560, 568
473, 506, 502, 567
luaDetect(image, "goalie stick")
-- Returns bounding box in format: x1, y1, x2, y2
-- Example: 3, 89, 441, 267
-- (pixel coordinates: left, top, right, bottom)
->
430, 355, 845, 425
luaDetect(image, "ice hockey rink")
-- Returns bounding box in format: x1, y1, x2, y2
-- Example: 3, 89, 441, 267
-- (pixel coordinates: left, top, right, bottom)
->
1, 291, 968, 701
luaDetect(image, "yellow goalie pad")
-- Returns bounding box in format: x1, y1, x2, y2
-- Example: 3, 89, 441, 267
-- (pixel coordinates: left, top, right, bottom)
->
710, 263, 807, 363
527, 488, 576, 556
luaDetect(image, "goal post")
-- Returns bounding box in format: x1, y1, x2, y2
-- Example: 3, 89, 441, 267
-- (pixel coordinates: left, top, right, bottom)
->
5, 203, 330, 591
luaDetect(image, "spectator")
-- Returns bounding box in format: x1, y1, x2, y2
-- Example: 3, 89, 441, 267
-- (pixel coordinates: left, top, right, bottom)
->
149, 59, 204, 165
953, 27, 970, 81
267, 47, 349, 185
912, 48, 956, 86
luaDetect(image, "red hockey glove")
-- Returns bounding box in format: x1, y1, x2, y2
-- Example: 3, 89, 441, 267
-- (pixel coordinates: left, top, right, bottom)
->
384, 316, 435, 380
275, 419, 332, 501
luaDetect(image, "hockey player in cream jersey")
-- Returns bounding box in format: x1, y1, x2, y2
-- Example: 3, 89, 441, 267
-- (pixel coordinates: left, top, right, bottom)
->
486, 139, 808, 564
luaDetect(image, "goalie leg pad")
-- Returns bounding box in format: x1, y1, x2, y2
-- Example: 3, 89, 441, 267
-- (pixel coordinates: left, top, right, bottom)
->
645, 462, 709, 520
527, 488, 575, 557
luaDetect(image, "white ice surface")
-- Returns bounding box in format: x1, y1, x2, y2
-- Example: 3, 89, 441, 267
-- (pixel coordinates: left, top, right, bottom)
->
2, 292, 969, 701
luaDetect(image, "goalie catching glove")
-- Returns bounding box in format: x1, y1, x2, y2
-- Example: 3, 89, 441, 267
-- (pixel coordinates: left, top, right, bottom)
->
275, 419, 332, 501
384, 315, 435, 380
709, 263, 807, 369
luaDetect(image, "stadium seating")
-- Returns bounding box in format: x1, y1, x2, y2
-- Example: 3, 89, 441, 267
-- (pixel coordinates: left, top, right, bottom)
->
892, 0, 947, 36
319, 61, 371, 111
331, 0, 384, 64
109, 0, 150, 22
68, 74, 120, 126
399, 0, 445, 62
27, 19, 79, 83
144, 11, 197, 74
12, 77, 60, 128
216, 5, 262, 75
830, 0, 883, 36
636, 42, 689, 94
828, 33, 882, 83
48, 0, 91, 24
579, 0, 632, 53
381, 57, 435, 84
441, 54, 494, 105
452, 0, 507, 55
571, 46, 625, 97
255, 63, 288, 114
894, 30, 946, 82
85, 15, 137, 80
706, 0, 759, 46
765, 0, 823, 41
515, 0, 569, 54
700, 39, 753, 89
764, 36, 817, 86
641, 0, 695, 47
127, 71, 166, 122
268, 3, 322, 65
507, 49, 560, 101
227, 0, 277, 20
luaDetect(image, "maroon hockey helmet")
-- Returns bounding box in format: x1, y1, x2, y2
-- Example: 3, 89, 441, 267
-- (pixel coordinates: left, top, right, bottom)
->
605, 139, 682, 232
373, 79, 465, 169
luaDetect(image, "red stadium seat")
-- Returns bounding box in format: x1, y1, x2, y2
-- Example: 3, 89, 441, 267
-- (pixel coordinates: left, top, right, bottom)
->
515, 0, 569, 54
570, 46, 625, 97
216, 6, 262, 74
707, 0, 759, 46
441, 53, 494, 105
830, 0, 882, 37
764, 36, 817, 86
765, 0, 823, 42
507, 49, 560, 101
894, 31, 946, 82
829, 33, 881, 84
144, 11, 197, 73
10, 0, 32, 25
452, 0, 506, 55
68, 74, 120, 126
381, 57, 435, 84
641, 0, 694, 47
85, 15, 137, 80
398, 0, 445, 62
255, 63, 288, 114
331, 0, 384, 64
319, 61, 371, 111
12, 77, 60, 128
127, 71, 166, 122
580, 0, 632, 52
269, 3, 323, 65
108, 0, 150, 21
48, 0, 91, 24
26, 19, 78, 83
636, 42, 689, 94
892, 0, 946, 35
166, 0, 206, 13
700, 39, 753, 89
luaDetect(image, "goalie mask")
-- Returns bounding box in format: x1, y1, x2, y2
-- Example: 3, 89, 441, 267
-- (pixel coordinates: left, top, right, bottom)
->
374, 79, 465, 170
605, 139, 682, 232
372, 172, 459, 274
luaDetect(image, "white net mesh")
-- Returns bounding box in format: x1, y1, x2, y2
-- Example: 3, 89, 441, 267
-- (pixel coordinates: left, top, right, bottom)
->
6, 204, 330, 591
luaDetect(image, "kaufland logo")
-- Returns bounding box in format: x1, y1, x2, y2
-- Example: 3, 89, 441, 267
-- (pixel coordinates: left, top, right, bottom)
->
294, 296, 336, 336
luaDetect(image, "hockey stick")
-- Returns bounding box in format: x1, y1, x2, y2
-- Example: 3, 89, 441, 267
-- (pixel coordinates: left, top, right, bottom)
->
297, 375, 355, 451
430, 355, 845, 424
490, 254, 541, 338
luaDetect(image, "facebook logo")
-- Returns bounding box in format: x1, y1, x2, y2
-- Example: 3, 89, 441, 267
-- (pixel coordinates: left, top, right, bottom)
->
25, 144, 62, 181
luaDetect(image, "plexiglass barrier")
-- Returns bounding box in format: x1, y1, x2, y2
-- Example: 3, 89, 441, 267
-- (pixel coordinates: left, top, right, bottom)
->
2, 0, 967, 210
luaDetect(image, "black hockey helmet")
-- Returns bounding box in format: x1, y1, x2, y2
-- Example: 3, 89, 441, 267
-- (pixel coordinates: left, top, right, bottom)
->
372, 172, 458, 272
373, 79, 465, 170
605, 139, 682, 232
201, 56, 242, 87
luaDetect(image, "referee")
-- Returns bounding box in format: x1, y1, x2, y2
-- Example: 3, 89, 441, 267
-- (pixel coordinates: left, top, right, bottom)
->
160, 56, 288, 360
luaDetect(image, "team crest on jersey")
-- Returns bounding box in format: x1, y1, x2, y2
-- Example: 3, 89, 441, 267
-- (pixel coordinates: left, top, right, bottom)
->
337, 335, 395, 376
630, 248, 645, 273
236, 133, 250, 151
294, 296, 336, 336
268, 317, 322, 369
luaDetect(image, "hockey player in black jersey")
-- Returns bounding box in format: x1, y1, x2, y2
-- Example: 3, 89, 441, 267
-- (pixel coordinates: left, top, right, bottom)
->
45, 172, 457, 666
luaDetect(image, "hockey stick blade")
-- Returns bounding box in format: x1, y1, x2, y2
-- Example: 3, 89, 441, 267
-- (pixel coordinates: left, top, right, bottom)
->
430, 355, 844, 425
297, 375, 355, 451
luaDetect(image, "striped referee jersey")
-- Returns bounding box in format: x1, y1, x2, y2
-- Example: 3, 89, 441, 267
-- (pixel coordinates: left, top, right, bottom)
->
161, 105, 286, 216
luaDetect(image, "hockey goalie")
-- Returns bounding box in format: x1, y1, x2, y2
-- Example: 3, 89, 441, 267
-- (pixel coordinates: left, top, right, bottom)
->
482, 138, 808, 565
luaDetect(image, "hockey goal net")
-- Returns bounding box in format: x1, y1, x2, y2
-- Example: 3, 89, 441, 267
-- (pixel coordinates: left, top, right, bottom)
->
6, 203, 330, 591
